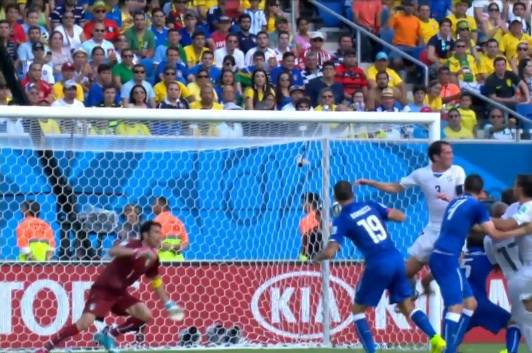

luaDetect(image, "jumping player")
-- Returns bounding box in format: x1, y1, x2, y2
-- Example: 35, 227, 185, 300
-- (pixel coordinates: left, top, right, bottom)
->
36, 221, 183, 353
357, 141, 465, 280
313, 181, 446, 353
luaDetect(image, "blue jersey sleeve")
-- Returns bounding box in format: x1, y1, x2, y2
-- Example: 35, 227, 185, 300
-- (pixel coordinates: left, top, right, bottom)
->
330, 217, 346, 247
475, 202, 490, 225
368, 201, 389, 221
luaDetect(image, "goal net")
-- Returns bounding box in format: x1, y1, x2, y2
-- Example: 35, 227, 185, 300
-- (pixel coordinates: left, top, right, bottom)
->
0, 107, 440, 351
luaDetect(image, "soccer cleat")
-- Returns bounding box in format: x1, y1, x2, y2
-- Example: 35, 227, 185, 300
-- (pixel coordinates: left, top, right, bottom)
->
94, 327, 118, 353
499, 350, 508, 353
430, 334, 446, 353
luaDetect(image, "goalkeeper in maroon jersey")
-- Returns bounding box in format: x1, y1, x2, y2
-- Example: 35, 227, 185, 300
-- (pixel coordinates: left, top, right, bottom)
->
36, 221, 184, 353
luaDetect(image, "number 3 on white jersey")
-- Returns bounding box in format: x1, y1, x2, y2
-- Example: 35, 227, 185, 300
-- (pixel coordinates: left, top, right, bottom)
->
357, 215, 388, 244
446, 199, 468, 220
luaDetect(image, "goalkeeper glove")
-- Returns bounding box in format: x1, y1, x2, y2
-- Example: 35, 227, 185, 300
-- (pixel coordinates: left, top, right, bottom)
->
165, 300, 185, 321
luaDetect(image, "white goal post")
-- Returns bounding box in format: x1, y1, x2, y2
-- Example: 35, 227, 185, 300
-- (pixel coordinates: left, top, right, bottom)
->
0, 106, 441, 351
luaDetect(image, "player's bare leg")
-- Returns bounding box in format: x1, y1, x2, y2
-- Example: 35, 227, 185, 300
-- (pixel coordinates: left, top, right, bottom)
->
36, 312, 96, 353
396, 299, 446, 353
96, 302, 153, 353
351, 303, 376, 353
520, 297, 532, 352
405, 256, 426, 278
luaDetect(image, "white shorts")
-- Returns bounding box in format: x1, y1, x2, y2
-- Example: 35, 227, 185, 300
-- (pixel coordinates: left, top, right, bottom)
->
407, 225, 440, 263
508, 267, 532, 323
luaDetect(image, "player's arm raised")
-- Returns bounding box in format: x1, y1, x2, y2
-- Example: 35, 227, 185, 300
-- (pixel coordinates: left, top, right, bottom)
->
357, 179, 404, 193
149, 276, 185, 321
387, 208, 406, 222
108, 242, 139, 258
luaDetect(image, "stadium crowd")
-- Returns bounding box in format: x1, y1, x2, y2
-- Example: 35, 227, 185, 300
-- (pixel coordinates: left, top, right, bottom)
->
0, 0, 530, 139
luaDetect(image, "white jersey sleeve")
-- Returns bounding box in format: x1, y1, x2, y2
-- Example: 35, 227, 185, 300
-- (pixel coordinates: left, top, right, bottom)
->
399, 169, 419, 189
513, 200, 532, 225
512, 200, 532, 264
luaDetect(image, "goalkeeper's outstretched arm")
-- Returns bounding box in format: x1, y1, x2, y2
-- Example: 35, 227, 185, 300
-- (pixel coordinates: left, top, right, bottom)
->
151, 276, 185, 321
356, 179, 404, 193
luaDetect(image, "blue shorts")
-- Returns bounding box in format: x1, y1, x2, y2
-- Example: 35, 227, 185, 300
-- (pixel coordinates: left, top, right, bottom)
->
429, 252, 474, 308
468, 297, 510, 334
355, 252, 413, 307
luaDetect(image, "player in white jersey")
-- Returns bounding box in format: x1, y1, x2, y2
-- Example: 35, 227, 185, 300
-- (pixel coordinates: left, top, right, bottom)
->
491, 175, 532, 352
357, 140, 466, 278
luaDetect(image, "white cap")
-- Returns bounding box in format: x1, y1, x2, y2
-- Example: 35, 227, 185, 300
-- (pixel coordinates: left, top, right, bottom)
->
310, 31, 325, 40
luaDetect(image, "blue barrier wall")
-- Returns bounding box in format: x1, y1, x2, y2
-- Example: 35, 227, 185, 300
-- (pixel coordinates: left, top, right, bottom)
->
1, 139, 531, 260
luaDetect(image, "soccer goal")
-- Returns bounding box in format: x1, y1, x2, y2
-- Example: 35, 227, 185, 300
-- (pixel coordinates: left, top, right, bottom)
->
0, 106, 440, 351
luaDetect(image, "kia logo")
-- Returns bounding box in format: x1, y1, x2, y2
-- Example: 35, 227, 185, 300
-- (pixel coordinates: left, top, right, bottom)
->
250, 271, 354, 339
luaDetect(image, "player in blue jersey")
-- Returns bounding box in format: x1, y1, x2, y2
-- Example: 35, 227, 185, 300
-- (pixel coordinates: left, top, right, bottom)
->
428, 175, 529, 353
313, 181, 446, 353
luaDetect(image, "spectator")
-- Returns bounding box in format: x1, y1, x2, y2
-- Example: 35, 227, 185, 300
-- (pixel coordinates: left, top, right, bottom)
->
301, 50, 322, 85
53, 62, 84, 103
300, 31, 332, 69
151, 8, 169, 48
216, 69, 242, 100
403, 86, 428, 112
127, 84, 149, 109
125, 11, 155, 59
187, 69, 219, 101
299, 192, 322, 261
427, 0, 451, 23
0, 20, 18, 63
448, 1, 478, 42
81, 22, 116, 62
96, 85, 120, 109
154, 30, 188, 71
4, 4, 26, 44
239, 50, 266, 87
112, 48, 135, 87
352, 90, 367, 112
156, 81, 190, 109
456, 21, 478, 59
366, 52, 406, 103
376, 87, 401, 112
21, 62, 53, 104
165, 0, 191, 30
351, 0, 382, 62
121, 63, 156, 107
427, 18, 454, 67
153, 196, 189, 262
368, 70, 404, 111
211, 15, 232, 49
457, 93, 478, 136
485, 56, 529, 109
22, 7, 49, 41
244, 31, 276, 67
274, 71, 292, 110
16, 201, 55, 261
479, 3, 506, 42
179, 11, 208, 47
438, 65, 461, 105
271, 51, 303, 86
206, 0, 233, 33
389, 0, 423, 65
236, 13, 257, 54
214, 33, 245, 69
222, 84, 243, 110
424, 80, 443, 111
245, 0, 267, 35
17, 26, 43, 72
478, 38, 508, 81
117, 204, 141, 241
295, 96, 312, 111
154, 65, 192, 104
483, 107, 517, 140
183, 31, 208, 67
86, 64, 116, 107
418, 4, 439, 46
293, 17, 310, 57
315, 88, 337, 111
443, 108, 474, 139
83, 1, 120, 42
188, 50, 221, 83
115, 115, 151, 136
55, 10, 85, 52
334, 49, 368, 103
88, 47, 107, 82
265, 1, 288, 33
273, 30, 292, 63
519, 58, 532, 101
268, 17, 290, 49
447, 39, 480, 89
245, 68, 275, 110
50, 0, 85, 28
281, 85, 305, 111
500, 18, 532, 61
52, 80, 85, 110
25, 42, 54, 84
333, 34, 355, 65
508, 2, 529, 35
191, 83, 224, 110
48, 31, 71, 78
510, 41, 531, 74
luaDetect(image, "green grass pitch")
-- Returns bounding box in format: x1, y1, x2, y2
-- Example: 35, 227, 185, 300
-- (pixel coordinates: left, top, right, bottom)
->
72, 346, 528, 353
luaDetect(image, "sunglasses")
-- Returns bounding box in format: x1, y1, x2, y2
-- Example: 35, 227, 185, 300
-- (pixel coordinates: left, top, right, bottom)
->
134, 70, 145, 74
488, 8, 499, 12
456, 45, 466, 48
197, 75, 208, 78
165, 72, 176, 75
94, 29, 105, 33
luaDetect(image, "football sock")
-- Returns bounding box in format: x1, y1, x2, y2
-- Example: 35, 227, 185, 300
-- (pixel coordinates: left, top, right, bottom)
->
410, 309, 437, 338
44, 324, 80, 350
506, 325, 521, 353
110, 317, 146, 337
443, 312, 461, 353
353, 313, 376, 353
453, 308, 474, 351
